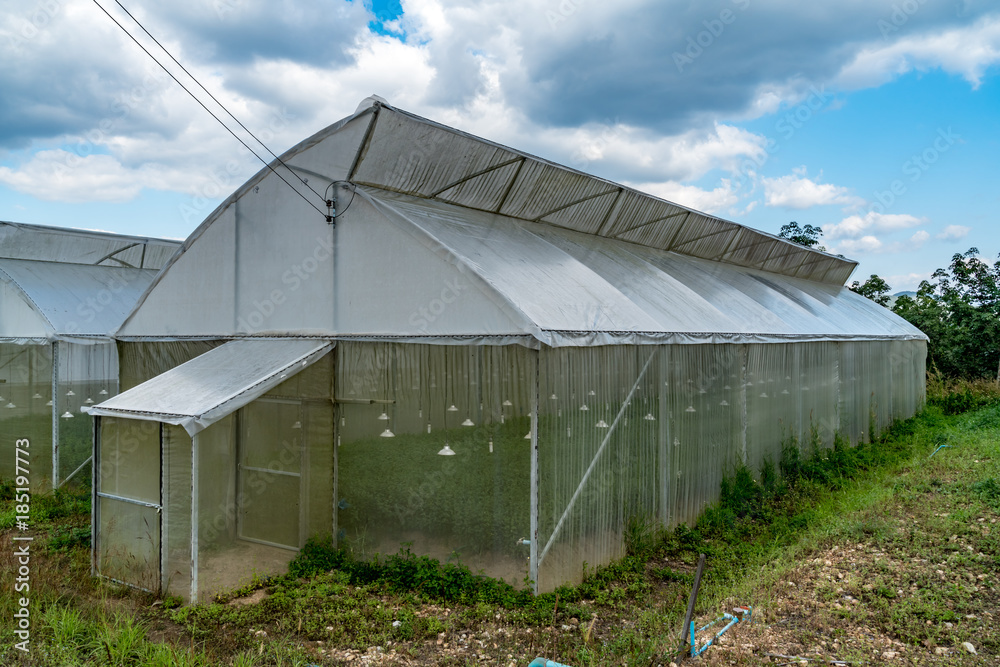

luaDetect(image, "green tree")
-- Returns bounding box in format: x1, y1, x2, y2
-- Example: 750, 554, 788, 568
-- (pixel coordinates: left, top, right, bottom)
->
849, 274, 892, 307
892, 248, 1000, 380
778, 221, 824, 249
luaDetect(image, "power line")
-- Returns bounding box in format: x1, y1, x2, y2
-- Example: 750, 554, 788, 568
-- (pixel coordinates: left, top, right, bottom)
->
89, 0, 330, 220
109, 0, 327, 205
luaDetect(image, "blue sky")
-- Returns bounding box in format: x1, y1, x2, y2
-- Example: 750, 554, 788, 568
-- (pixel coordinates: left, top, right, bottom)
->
1, 0, 998, 291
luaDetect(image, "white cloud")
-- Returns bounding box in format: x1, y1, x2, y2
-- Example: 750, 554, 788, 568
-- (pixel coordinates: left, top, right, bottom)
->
837, 14, 1000, 90
0, 150, 189, 202
886, 272, 932, 292
834, 229, 929, 256
629, 179, 740, 215
937, 224, 971, 241
761, 169, 863, 209
836, 235, 883, 255
825, 211, 924, 239
887, 230, 930, 252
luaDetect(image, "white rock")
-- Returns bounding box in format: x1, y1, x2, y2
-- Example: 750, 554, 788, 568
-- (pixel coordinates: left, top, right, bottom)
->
881, 651, 897, 659
934, 647, 949, 656
962, 642, 977, 655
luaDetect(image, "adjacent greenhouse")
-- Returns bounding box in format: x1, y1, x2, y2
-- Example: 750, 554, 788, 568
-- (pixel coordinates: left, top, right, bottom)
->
88, 98, 927, 602
0, 223, 179, 489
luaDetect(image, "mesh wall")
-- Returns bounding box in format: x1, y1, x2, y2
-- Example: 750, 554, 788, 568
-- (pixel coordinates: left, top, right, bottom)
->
661, 344, 744, 529
97, 417, 160, 591
536, 346, 662, 590
535, 339, 926, 591
194, 353, 335, 601
0, 342, 52, 488
336, 342, 533, 587
56, 341, 118, 488
94, 338, 926, 599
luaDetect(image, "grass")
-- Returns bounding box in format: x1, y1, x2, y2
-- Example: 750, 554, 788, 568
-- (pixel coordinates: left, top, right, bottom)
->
1, 386, 998, 665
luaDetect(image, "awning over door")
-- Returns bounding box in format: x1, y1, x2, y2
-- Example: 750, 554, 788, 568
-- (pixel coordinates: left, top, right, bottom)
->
85, 339, 333, 435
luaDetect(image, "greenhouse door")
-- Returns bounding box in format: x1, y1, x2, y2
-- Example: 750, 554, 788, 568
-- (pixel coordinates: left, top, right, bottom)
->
95, 417, 162, 592
237, 399, 305, 550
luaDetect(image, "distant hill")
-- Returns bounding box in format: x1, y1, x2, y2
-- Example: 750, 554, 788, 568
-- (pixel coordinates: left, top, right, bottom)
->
888, 290, 917, 307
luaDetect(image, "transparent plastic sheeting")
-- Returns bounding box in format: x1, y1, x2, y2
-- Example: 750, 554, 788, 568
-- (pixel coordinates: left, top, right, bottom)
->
193, 356, 333, 601
534, 339, 925, 591
97, 417, 160, 591
0, 341, 116, 490
96, 355, 335, 601
0, 259, 158, 342
336, 342, 534, 588
95, 338, 925, 599
0, 343, 53, 485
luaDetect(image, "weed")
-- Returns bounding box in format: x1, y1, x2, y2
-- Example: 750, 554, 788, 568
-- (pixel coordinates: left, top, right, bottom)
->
47, 526, 91, 552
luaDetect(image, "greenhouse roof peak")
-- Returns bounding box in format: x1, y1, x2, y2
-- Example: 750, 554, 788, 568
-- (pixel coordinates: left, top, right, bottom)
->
325, 99, 856, 286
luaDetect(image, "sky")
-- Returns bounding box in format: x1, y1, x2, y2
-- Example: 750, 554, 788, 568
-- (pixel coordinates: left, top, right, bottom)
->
1, 0, 998, 292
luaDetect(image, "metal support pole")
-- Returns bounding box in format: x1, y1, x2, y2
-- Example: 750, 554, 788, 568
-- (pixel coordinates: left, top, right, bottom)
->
52, 341, 59, 488
190, 433, 199, 603
539, 348, 657, 566
91, 415, 100, 578
529, 348, 539, 594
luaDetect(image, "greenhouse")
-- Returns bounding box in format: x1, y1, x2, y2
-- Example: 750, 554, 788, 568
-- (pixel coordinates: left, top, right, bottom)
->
87, 98, 927, 602
0, 222, 179, 490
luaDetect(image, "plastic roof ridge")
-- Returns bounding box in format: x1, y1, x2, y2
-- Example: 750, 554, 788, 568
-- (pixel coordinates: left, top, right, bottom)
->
111, 331, 927, 343
0, 220, 182, 246
365, 102, 858, 285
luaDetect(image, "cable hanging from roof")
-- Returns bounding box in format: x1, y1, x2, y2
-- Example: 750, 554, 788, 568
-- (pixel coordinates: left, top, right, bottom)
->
89, 0, 332, 221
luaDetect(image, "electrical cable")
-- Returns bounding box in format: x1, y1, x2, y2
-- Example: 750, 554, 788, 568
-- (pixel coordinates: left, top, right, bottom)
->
325, 180, 358, 220
109, 0, 327, 205
89, 0, 328, 220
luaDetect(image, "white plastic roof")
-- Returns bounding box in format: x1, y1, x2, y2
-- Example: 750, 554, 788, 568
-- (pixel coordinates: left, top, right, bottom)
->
365, 190, 926, 346
85, 339, 332, 435
0, 259, 157, 343
347, 101, 857, 285
115, 97, 923, 346
0, 220, 180, 269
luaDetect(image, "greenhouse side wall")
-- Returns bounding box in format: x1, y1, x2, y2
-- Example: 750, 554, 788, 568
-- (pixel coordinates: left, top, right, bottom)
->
0, 342, 52, 488
535, 338, 926, 591
57, 341, 119, 488
335, 342, 534, 588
